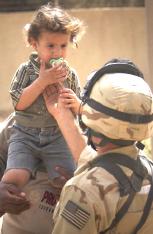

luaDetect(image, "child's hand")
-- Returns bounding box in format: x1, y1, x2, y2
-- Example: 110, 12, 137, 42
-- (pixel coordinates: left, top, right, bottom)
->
59, 88, 82, 115
37, 60, 68, 90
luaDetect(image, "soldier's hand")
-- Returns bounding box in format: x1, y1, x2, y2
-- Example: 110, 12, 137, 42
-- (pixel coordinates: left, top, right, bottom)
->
43, 84, 60, 116
0, 182, 31, 215
50, 166, 73, 199
55, 166, 73, 184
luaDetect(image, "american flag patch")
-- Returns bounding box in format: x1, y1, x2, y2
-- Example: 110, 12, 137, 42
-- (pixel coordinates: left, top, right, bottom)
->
61, 200, 90, 230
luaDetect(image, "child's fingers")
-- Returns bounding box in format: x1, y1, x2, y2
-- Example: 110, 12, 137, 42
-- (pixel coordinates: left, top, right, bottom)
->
50, 64, 67, 74
59, 88, 74, 94
60, 98, 77, 110
60, 92, 75, 100
61, 98, 74, 104
57, 77, 67, 83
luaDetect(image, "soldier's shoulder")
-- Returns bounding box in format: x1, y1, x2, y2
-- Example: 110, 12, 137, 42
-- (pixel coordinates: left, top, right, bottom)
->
66, 166, 118, 198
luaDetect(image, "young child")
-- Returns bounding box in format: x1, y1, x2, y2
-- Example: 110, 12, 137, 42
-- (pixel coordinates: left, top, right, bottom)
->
1, 3, 85, 189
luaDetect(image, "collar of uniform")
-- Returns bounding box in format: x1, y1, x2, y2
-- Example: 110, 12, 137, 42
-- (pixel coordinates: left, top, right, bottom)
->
29, 52, 40, 75
75, 144, 139, 176
107, 144, 139, 161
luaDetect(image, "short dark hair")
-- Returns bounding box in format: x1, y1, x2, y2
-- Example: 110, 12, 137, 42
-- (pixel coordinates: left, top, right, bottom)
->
103, 58, 144, 79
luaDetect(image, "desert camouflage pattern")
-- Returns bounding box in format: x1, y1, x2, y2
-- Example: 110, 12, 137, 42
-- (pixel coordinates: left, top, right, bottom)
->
52, 145, 153, 234
82, 73, 153, 141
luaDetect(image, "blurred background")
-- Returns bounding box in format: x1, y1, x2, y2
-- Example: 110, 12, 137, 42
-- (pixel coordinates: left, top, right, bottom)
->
0, 0, 153, 155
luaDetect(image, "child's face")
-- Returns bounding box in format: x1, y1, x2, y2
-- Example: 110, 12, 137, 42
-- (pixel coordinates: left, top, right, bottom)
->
32, 31, 70, 63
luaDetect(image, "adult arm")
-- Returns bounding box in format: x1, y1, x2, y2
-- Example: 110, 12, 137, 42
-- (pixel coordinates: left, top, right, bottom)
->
0, 182, 30, 216
43, 85, 87, 162
52, 178, 100, 234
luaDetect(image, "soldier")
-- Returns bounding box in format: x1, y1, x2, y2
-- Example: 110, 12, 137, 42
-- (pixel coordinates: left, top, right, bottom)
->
44, 59, 153, 234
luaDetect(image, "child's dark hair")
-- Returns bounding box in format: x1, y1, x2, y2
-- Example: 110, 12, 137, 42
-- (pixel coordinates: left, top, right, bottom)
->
24, 4, 85, 47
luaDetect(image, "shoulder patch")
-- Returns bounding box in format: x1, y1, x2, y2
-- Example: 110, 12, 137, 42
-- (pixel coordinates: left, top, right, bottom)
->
61, 200, 90, 230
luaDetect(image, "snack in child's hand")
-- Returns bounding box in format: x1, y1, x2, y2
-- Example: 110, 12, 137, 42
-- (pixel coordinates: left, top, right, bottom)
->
49, 58, 72, 88
50, 58, 71, 80
49, 58, 64, 66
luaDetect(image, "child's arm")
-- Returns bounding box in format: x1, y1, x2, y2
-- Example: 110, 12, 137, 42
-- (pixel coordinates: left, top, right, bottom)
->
59, 88, 83, 115
12, 61, 67, 111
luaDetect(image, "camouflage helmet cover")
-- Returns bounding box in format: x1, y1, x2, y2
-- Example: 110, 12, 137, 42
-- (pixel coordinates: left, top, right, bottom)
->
82, 73, 153, 141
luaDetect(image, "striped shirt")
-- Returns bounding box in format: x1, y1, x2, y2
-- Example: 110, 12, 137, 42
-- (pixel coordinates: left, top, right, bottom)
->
10, 52, 81, 128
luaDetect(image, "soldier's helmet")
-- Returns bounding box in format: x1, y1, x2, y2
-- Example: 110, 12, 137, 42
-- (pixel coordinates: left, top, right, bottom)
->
82, 71, 153, 141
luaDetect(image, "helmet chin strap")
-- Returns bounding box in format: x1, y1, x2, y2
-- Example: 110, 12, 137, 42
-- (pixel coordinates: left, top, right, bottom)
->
86, 128, 136, 150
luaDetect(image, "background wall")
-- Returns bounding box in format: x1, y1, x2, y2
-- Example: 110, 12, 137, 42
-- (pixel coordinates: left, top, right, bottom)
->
0, 7, 148, 119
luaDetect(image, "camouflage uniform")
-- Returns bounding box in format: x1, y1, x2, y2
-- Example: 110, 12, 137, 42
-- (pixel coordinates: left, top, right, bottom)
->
82, 73, 153, 141
52, 145, 153, 234
52, 70, 153, 233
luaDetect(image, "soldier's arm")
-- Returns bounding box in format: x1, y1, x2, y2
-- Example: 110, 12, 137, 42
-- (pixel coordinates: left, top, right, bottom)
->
55, 108, 86, 161
0, 182, 30, 216
52, 184, 98, 234
44, 86, 87, 162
